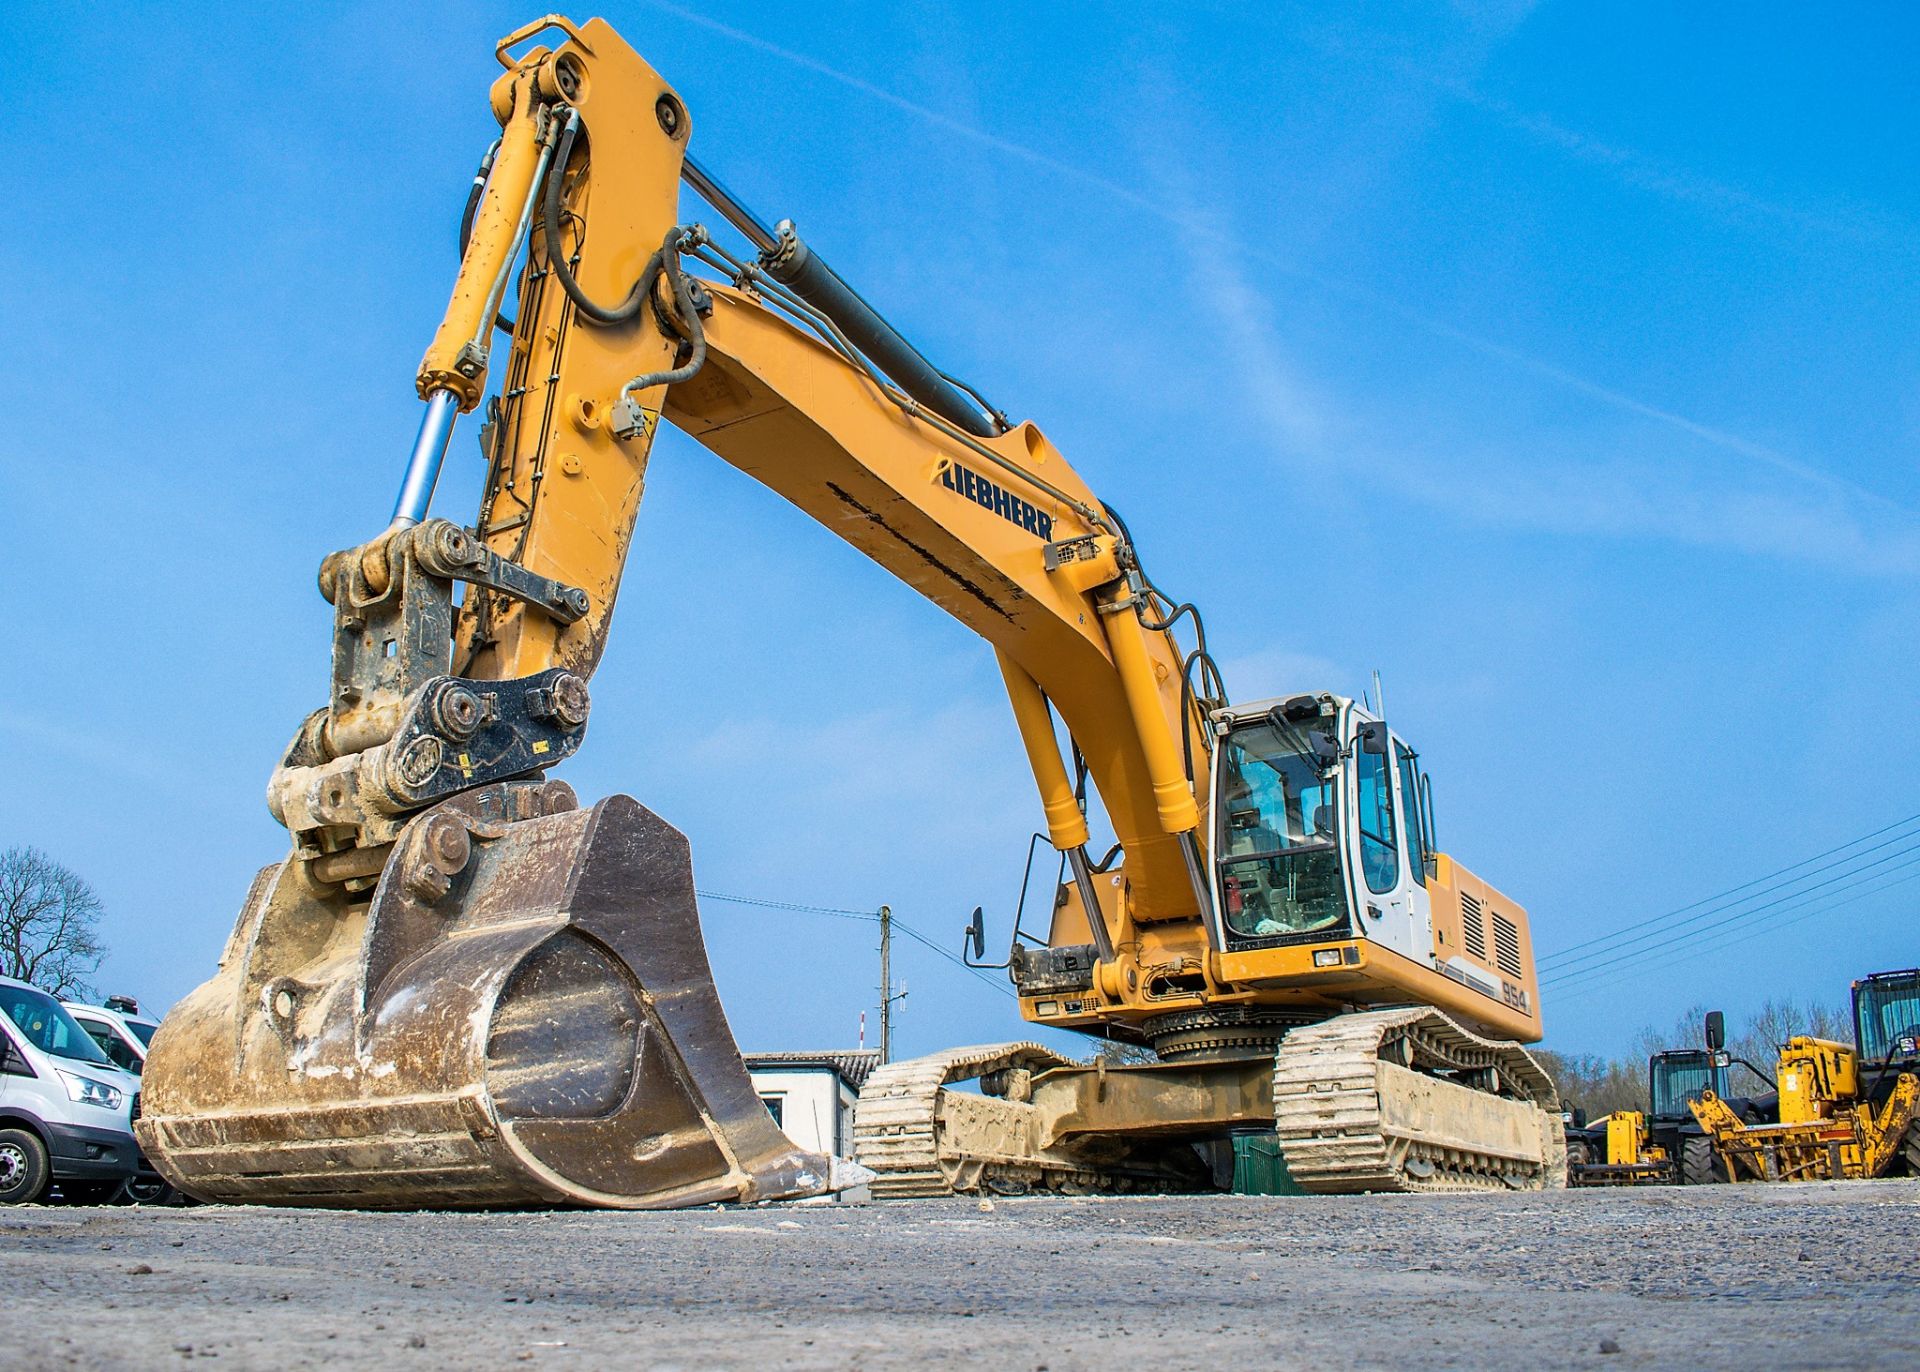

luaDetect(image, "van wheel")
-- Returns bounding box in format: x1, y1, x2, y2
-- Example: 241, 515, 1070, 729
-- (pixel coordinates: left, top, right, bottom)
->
0, 1128, 50, 1204
121, 1175, 177, 1206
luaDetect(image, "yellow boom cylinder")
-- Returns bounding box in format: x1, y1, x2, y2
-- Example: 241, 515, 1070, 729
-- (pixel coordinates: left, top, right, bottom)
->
1099, 590, 1199, 836
996, 649, 1090, 852
416, 72, 545, 409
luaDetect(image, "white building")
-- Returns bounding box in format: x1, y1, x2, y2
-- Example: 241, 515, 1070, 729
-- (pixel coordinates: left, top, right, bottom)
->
744, 1050, 881, 1199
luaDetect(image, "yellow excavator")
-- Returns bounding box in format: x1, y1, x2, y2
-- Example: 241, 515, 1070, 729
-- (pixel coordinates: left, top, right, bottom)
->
137, 15, 1562, 1207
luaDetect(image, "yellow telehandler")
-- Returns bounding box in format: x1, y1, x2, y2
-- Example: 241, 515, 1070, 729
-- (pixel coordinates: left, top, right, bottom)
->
1689, 976, 1920, 1183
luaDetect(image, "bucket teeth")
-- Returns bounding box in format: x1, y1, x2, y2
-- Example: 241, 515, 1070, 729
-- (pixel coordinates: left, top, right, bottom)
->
138, 785, 838, 1210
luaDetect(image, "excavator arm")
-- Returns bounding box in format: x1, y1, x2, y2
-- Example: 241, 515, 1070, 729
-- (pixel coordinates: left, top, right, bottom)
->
439, 21, 1217, 931
423, 16, 1214, 942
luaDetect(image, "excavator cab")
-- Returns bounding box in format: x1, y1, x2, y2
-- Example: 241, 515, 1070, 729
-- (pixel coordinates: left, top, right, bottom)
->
1205, 691, 1544, 1050
1210, 693, 1435, 962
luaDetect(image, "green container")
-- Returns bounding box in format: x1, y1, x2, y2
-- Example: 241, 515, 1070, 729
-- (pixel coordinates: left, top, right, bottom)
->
1231, 1132, 1304, 1195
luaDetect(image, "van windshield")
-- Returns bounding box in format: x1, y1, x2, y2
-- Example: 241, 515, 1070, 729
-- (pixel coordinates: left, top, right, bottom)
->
0, 984, 114, 1066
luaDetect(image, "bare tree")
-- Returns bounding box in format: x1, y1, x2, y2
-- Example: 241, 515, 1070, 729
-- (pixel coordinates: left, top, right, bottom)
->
1726, 996, 1851, 1093
1546, 993, 1856, 1116
1084, 1038, 1159, 1066
0, 847, 106, 998
1535, 1049, 1647, 1118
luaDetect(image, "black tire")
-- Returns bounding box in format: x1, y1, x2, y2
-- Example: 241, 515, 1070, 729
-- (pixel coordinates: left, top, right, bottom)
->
1903, 1119, 1920, 1178
56, 1179, 123, 1205
1566, 1139, 1592, 1169
1681, 1135, 1723, 1185
120, 1175, 178, 1206
0, 1128, 51, 1205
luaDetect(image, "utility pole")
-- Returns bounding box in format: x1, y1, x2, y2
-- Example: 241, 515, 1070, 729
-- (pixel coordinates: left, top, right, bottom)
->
877, 904, 907, 1064
878, 904, 892, 1064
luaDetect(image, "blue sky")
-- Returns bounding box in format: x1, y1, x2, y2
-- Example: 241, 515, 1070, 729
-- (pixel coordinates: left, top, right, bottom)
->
2, 1, 1916, 1064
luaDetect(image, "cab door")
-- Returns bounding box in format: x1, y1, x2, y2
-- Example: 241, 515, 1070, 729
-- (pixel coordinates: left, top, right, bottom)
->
1348, 721, 1432, 964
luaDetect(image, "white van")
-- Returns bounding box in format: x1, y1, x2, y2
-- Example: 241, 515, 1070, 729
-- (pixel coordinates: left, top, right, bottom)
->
0, 976, 140, 1204
64, 997, 179, 1203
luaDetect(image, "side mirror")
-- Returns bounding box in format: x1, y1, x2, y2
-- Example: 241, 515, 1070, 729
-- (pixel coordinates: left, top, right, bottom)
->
966, 906, 985, 962
1705, 1010, 1725, 1053
1358, 720, 1389, 755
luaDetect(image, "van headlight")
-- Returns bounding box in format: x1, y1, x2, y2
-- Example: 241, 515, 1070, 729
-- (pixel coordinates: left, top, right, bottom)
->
57, 1070, 124, 1110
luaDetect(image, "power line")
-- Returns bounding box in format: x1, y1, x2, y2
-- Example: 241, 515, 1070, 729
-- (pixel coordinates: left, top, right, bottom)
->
1549, 863, 1920, 1005
695, 889, 878, 921
697, 888, 1017, 1000
1553, 857, 1920, 991
1536, 832, 1920, 982
1546, 851, 1920, 995
888, 912, 1019, 1001
1537, 811, 1920, 969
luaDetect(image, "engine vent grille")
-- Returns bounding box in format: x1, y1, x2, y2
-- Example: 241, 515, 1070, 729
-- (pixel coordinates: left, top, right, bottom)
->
1492, 912, 1523, 979
1460, 891, 1487, 961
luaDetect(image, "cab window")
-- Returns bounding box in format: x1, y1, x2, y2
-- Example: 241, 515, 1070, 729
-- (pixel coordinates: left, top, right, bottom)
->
1355, 743, 1399, 894
76, 1018, 141, 1074
1395, 742, 1427, 888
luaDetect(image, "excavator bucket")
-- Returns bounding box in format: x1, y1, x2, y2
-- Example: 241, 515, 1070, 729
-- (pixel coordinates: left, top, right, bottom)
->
136, 782, 844, 1208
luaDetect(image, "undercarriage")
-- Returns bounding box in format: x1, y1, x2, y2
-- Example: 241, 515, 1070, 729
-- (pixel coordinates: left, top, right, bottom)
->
854, 1007, 1564, 1197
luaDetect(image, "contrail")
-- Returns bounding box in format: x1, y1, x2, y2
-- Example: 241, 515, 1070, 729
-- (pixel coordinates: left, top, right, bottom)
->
645, 0, 1906, 514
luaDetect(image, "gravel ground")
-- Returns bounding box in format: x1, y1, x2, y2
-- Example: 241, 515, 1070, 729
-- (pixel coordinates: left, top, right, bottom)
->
1, 1180, 1915, 1370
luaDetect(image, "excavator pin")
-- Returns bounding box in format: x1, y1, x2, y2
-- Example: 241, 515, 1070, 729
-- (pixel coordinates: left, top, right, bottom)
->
137, 782, 853, 1208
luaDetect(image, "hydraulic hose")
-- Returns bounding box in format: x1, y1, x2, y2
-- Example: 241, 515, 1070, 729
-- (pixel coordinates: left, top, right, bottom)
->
541, 112, 649, 325
458, 138, 502, 258
618, 227, 708, 401
537, 111, 707, 400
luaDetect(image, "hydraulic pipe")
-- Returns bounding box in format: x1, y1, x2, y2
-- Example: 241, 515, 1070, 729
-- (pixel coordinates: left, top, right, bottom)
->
680, 154, 778, 254
761, 219, 1003, 438
390, 390, 460, 528
1179, 831, 1221, 952
1068, 845, 1118, 963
